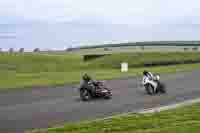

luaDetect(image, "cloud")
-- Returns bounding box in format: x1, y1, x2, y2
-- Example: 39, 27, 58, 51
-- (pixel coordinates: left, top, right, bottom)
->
1, 0, 200, 50
0, 0, 200, 25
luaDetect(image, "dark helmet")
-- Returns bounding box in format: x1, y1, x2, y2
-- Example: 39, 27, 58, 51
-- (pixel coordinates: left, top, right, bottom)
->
82, 73, 91, 81
143, 70, 148, 76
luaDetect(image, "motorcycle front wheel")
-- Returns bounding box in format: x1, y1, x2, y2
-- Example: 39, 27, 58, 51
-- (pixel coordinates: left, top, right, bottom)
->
145, 84, 154, 95
80, 89, 92, 101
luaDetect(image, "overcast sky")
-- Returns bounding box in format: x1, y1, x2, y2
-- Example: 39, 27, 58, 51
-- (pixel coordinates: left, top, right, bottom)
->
0, 0, 200, 50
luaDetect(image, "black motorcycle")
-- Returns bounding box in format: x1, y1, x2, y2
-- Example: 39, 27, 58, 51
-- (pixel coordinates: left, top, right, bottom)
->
79, 81, 112, 101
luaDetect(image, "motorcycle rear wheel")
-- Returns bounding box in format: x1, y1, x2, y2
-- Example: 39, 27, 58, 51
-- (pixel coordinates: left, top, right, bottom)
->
158, 83, 166, 94
103, 88, 112, 99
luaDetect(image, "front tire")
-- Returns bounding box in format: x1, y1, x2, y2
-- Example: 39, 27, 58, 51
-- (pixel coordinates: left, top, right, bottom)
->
80, 89, 92, 101
145, 84, 154, 95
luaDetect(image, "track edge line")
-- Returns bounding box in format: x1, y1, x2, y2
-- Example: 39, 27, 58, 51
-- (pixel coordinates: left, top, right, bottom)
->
28, 97, 200, 133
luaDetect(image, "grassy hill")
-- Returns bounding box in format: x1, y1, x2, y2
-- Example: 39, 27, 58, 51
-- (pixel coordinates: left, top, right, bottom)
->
74, 41, 200, 50
89, 52, 200, 68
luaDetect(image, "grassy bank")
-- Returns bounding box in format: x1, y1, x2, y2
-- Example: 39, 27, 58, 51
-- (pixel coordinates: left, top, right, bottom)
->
32, 103, 200, 133
89, 52, 200, 68
1, 52, 200, 91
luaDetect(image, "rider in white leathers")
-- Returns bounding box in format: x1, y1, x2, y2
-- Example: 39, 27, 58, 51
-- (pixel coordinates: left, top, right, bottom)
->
143, 70, 154, 80
142, 70, 161, 92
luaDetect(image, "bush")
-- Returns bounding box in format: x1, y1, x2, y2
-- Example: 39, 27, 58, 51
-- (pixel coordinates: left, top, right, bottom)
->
104, 48, 112, 51
83, 54, 110, 62
184, 48, 189, 51
192, 47, 198, 51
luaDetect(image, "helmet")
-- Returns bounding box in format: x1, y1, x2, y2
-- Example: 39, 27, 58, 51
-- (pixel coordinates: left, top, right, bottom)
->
82, 73, 91, 81
143, 70, 148, 76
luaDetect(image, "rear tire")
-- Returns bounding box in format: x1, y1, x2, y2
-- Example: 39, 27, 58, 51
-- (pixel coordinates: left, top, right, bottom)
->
104, 93, 112, 99
159, 83, 166, 94
103, 88, 112, 99
80, 89, 92, 101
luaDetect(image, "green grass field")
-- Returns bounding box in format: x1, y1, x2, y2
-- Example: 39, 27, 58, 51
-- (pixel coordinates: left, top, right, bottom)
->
1, 52, 200, 91
32, 103, 200, 133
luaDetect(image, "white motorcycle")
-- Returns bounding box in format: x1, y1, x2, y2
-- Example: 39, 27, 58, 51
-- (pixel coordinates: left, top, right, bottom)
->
142, 75, 166, 95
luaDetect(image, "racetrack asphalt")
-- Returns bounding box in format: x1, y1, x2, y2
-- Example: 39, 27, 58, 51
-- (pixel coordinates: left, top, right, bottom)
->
1, 71, 200, 133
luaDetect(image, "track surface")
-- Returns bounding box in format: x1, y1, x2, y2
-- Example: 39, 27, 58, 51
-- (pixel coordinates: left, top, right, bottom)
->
1, 71, 200, 133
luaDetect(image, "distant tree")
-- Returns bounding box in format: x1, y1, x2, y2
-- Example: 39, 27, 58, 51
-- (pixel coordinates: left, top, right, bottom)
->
66, 48, 73, 52
0, 48, 2, 53
19, 48, 24, 53
33, 48, 40, 52
9, 48, 14, 53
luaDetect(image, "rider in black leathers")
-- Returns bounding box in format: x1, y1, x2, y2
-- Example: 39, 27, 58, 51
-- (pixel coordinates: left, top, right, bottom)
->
80, 73, 98, 93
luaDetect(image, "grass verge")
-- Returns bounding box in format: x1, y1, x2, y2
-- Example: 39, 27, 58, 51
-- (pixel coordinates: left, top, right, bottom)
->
1, 63, 200, 91
1, 52, 200, 91
31, 103, 200, 133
